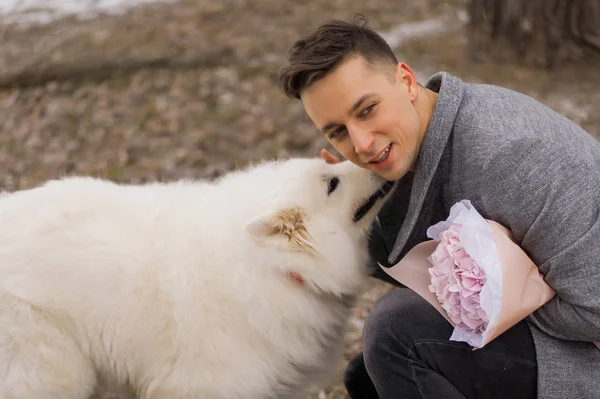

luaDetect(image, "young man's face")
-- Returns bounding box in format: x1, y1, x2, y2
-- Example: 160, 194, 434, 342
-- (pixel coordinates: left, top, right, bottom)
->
301, 56, 425, 182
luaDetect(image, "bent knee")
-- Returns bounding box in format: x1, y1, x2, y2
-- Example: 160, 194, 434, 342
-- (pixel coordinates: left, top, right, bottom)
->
363, 288, 453, 356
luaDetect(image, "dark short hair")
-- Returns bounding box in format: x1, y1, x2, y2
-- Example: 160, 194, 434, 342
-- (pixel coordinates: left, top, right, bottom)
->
279, 15, 398, 100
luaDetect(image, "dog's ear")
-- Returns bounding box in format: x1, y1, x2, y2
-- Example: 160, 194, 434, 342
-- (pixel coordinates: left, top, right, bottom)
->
246, 206, 316, 253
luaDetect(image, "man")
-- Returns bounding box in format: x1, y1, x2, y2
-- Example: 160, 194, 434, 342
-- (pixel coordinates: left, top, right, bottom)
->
278, 15, 600, 399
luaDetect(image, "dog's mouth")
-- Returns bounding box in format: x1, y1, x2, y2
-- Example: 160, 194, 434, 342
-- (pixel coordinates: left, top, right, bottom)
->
353, 181, 395, 222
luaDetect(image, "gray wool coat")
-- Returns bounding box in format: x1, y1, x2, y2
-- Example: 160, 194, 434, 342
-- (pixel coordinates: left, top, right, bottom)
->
372, 72, 600, 398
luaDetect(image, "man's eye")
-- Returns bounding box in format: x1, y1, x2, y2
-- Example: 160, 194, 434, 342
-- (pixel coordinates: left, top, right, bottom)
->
359, 103, 376, 118
328, 127, 346, 140
327, 177, 340, 195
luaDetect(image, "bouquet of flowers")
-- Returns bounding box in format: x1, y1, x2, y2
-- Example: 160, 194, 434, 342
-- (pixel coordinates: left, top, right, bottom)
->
380, 200, 557, 349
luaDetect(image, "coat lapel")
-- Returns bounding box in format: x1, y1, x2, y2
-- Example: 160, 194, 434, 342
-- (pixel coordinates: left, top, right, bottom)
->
387, 72, 465, 266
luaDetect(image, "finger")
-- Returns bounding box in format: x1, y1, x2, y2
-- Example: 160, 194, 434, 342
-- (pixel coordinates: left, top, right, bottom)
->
320, 148, 341, 164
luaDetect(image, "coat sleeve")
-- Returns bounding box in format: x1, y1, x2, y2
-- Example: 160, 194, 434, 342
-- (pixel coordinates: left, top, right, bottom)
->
480, 138, 600, 343
528, 218, 600, 342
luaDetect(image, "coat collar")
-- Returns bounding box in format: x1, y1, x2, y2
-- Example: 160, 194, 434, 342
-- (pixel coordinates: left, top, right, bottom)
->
386, 72, 465, 266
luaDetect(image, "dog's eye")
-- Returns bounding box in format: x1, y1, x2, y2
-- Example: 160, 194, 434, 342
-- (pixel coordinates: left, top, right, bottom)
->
327, 177, 339, 195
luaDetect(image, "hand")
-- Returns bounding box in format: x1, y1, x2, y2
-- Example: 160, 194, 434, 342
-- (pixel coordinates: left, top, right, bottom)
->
320, 148, 342, 164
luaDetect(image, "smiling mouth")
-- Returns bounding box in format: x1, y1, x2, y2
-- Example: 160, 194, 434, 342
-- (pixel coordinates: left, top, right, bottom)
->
368, 144, 392, 164
353, 181, 395, 222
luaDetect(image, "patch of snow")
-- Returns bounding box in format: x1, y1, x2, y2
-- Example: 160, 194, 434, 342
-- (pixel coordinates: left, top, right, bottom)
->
379, 12, 468, 49
0, 0, 175, 25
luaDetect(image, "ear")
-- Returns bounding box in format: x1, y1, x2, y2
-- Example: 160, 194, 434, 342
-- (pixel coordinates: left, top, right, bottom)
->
395, 62, 419, 102
246, 206, 316, 253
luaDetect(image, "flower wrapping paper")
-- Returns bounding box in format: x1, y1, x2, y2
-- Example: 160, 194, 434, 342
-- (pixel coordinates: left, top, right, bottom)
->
379, 200, 557, 349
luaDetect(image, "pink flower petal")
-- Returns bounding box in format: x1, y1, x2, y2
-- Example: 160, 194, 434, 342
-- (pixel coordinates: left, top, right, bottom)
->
438, 258, 454, 274
461, 297, 478, 313
461, 289, 478, 298
452, 292, 462, 304
428, 222, 490, 334
449, 313, 463, 325
448, 283, 460, 293
460, 276, 478, 289
461, 312, 482, 329
451, 247, 467, 259
477, 308, 489, 323
459, 257, 476, 270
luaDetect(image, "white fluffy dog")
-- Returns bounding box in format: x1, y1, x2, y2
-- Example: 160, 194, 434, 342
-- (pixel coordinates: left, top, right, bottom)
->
0, 158, 394, 399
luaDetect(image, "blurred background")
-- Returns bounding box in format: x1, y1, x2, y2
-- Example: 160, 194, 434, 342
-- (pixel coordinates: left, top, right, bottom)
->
1, 0, 599, 398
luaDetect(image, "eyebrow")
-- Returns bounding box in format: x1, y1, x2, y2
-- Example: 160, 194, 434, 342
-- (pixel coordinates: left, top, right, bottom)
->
320, 93, 377, 134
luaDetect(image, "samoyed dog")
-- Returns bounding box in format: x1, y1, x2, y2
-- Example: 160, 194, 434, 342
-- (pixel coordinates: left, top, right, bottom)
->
0, 157, 394, 399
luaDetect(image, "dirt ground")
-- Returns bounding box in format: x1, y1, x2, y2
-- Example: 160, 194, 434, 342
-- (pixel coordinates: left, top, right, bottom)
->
1, 0, 598, 397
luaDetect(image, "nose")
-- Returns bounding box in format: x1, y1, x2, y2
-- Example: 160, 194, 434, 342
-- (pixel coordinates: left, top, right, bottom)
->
348, 125, 375, 155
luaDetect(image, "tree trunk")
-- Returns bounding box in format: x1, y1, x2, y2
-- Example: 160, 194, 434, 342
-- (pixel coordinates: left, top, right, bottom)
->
467, 0, 600, 68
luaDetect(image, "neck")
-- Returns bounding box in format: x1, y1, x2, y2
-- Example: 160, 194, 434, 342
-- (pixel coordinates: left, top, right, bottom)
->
416, 85, 439, 144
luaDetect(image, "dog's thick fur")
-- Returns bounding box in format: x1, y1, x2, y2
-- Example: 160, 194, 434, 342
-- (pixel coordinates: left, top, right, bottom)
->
0, 158, 393, 399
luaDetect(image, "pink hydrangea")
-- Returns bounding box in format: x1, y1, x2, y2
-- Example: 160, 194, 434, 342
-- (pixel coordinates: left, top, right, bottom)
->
428, 223, 489, 334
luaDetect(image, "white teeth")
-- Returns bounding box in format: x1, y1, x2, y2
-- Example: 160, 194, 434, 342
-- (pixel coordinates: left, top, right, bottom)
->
372, 145, 391, 163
